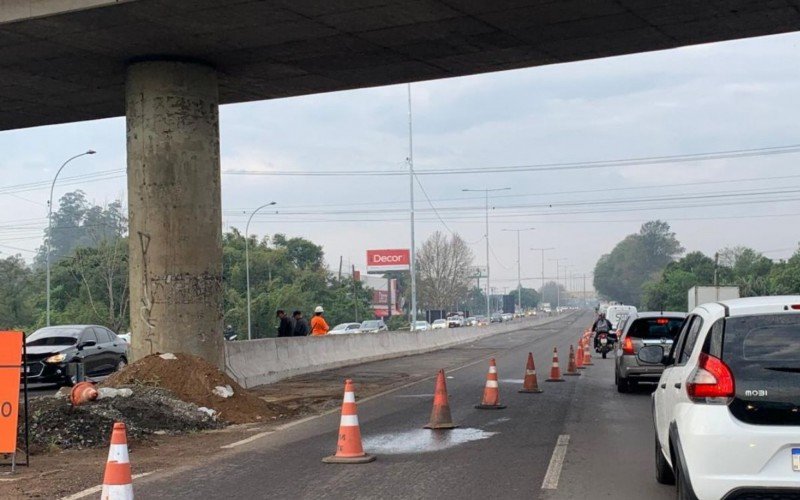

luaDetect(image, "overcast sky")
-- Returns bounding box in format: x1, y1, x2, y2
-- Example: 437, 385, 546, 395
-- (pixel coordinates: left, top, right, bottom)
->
1, 31, 800, 293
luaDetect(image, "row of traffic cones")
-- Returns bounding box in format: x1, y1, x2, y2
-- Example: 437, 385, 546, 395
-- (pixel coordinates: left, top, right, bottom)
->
322, 343, 594, 464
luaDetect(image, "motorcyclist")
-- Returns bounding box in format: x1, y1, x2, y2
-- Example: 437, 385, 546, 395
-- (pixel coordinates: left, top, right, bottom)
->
592, 313, 613, 349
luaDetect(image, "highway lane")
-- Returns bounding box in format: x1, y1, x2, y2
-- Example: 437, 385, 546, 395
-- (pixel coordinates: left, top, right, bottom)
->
135, 312, 673, 500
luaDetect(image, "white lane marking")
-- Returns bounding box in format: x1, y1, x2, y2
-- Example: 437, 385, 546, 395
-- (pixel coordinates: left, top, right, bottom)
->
541, 435, 570, 490
221, 430, 274, 449
60, 472, 154, 500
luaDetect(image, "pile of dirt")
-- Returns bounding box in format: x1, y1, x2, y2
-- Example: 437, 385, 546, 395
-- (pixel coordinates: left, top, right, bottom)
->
103, 353, 289, 424
21, 386, 220, 453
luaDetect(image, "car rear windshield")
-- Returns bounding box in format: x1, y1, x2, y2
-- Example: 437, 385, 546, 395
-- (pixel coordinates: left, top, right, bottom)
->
723, 314, 800, 426
626, 317, 684, 340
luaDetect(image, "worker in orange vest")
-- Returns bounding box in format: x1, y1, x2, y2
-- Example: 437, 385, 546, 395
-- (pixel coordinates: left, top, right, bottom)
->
310, 306, 329, 336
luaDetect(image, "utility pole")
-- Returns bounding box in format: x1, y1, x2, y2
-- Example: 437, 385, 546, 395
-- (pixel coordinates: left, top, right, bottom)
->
407, 84, 418, 331
549, 258, 567, 310
502, 228, 535, 313
463, 187, 511, 316
532, 247, 555, 301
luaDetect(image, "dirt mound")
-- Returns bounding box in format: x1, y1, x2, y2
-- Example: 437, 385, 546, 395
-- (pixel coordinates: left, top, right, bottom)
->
22, 386, 220, 453
103, 353, 287, 424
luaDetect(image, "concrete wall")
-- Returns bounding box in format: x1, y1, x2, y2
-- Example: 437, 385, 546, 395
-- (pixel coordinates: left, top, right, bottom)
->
225, 313, 576, 389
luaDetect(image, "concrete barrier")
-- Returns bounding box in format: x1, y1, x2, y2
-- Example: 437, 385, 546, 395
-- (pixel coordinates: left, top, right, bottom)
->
225, 312, 579, 388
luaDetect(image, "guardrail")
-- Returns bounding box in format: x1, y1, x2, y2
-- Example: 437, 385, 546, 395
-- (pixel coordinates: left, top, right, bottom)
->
225, 312, 577, 389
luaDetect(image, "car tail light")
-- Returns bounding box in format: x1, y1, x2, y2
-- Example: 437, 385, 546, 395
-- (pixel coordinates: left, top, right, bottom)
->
791, 304, 800, 310
686, 353, 735, 404
656, 318, 669, 325
622, 336, 634, 355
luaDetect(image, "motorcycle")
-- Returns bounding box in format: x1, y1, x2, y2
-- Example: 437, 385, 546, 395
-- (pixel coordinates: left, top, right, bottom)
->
596, 332, 615, 359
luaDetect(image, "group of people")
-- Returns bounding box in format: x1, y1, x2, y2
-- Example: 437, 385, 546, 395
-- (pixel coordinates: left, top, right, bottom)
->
276, 305, 330, 337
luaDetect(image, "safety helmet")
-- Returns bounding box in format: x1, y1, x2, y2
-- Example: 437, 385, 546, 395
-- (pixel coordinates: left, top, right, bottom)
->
314, 306, 324, 313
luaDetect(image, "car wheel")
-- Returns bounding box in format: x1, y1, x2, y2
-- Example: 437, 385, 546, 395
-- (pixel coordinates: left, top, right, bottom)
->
655, 434, 675, 485
617, 376, 629, 393
116, 358, 127, 372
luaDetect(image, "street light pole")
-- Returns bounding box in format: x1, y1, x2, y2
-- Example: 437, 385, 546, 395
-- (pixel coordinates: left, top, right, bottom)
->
549, 258, 567, 310
502, 228, 535, 313
47, 150, 96, 326
531, 247, 554, 300
245, 201, 277, 340
463, 187, 510, 317
407, 84, 418, 331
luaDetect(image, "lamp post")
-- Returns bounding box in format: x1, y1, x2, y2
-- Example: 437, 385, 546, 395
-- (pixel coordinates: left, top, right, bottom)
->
549, 258, 568, 310
502, 228, 535, 313
462, 187, 510, 317
407, 84, 418, 331
47, 150, 96, 326
245, 201, 277, 340
531, 247, 554, 301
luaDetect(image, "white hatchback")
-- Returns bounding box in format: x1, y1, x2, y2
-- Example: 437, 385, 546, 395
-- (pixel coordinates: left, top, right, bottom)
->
642, 296, 800, 499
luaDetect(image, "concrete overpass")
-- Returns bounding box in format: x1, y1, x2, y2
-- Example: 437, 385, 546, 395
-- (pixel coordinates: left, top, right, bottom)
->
2, 0, 799, 365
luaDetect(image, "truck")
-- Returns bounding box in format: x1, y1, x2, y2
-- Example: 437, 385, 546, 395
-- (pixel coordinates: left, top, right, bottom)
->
687, 286, 740, 311
540, 302, 552, 313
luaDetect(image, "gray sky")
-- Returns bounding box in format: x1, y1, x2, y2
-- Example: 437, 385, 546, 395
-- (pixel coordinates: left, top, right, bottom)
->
1, 31, 800, 293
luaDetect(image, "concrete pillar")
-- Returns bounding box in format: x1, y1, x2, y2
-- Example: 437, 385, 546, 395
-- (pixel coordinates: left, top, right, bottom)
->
125, 60, 224, 367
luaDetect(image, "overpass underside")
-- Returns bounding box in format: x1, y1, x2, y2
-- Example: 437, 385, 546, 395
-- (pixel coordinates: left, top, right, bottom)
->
2, 0, 799, 365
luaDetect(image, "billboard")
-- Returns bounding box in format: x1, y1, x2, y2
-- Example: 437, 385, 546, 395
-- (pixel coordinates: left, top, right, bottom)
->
366, 249, 410, 273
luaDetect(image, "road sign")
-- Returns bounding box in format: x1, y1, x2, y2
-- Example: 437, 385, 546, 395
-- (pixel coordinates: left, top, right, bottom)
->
366, 249, 410, 273
0, 331, 23, 455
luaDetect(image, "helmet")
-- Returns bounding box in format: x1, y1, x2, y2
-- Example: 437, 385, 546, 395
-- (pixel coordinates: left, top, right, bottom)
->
314, 306, 324, 313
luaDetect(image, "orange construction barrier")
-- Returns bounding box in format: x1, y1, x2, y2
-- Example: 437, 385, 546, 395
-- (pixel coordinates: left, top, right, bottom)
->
546, 347, 565, 382
583, 341, 594, 366
70, 381, 98, 406
101, 422, 133, 500
323, 379, 376, 464
425, 369, 458, 429
475, 358, 506, 410
564, 345, 581, 376
518, 352, 543, 394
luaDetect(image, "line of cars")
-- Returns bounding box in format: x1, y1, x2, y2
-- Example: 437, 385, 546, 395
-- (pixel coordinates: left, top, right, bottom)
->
608, 296, 800, 499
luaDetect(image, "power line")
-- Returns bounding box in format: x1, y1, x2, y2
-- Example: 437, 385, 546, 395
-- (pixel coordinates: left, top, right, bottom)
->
413, 173, 454, 235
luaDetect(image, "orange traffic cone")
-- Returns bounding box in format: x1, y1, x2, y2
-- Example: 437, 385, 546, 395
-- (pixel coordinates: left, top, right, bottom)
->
564, 345, 581, 376
323, 379, 376, 464
518, 352, 543, 394
475, 358, 506, 410
576, 339, 586, 370
425, 369, 458, 429
70, 381, 99, 406
101, 422, 133, 500
584, 341, 594, 366
546, 347, 565, 382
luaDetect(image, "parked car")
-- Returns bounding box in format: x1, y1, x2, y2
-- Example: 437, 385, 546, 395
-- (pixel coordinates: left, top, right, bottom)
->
644, 296, 800, 499
614, 311, 686, 393
330, 322, 362, 335
475, 315, 489, 326
411, 320, 431, 331
359, 320, 388, 333
23, 325, 128, 386
464, 316, 478, 326
431, 319, 448, 330
447, 315, 464, 328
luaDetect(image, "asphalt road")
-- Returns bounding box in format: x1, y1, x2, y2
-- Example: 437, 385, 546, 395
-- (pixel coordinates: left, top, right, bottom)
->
134, 312, 675, 500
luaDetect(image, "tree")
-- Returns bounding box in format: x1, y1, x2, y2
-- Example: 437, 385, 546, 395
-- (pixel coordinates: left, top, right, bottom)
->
594, 220, 683, 306
539, 281, 567, 307
0, 255, 36, 329
513, 286, 540, 309
416, 231, 474, 310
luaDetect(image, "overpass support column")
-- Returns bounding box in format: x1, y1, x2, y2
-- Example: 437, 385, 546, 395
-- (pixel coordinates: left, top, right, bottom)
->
125, 60, 224, 367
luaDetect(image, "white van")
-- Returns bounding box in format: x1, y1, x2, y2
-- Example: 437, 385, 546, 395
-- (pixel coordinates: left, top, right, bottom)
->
605, 304, 637, 330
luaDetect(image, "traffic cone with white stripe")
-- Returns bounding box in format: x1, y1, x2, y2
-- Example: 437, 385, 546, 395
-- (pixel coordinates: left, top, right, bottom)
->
323, 379, 376, 464
583, 341, 594, 366
425, 369, 458, 429
101, 422, 133, 500
564, 345, 581, 376
475, 358, 506, 409
546, 347, 565, 382
576, 339, 586, 370
519, 352, 543, 394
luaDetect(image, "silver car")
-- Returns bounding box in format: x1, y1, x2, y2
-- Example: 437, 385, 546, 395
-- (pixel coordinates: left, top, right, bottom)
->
614, 311, 686, 393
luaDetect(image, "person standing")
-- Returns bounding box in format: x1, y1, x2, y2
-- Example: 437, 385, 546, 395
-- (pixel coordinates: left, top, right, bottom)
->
310, 305, 329, 336
276, 310, 294, 338
292, 310, 309, 337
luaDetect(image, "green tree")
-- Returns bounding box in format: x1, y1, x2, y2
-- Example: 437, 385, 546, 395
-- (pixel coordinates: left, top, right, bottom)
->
540, 281, 567, 307
0, 255, 37, 329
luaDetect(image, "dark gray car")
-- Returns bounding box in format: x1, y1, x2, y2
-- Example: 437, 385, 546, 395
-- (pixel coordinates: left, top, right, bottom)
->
614, 312, 686, 393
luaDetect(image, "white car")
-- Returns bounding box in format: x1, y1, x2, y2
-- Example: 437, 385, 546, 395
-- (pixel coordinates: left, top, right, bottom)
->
642, 296, 800, 499
431, 319, 447, 330
447, 316, 464, 328
359, 320, 388, 333
329, 322, 361, 335
118, 332, 131, 344
411, 321, 431, 331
